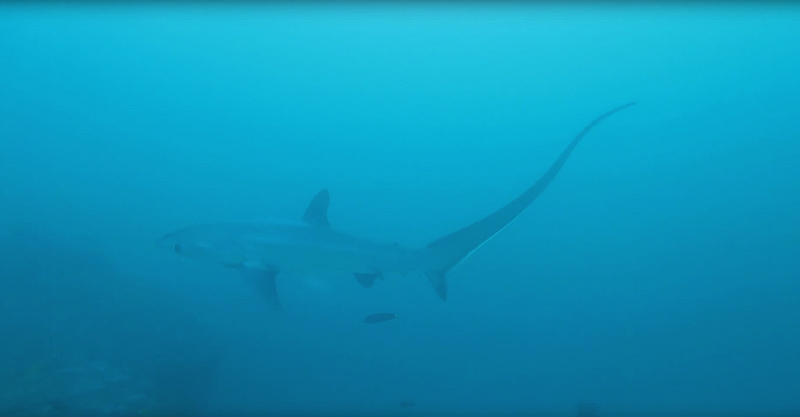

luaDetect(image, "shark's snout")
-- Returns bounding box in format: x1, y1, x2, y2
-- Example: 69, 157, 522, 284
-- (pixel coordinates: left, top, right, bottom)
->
156, 235, 184, 255
156, 234, 178, 249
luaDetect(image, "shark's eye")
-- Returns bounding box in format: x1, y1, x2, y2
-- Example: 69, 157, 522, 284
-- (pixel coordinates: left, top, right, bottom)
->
173, 244, 182, 253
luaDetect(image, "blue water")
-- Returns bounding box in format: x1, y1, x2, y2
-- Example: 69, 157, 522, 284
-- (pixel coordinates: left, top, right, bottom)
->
2, 4, 799, 416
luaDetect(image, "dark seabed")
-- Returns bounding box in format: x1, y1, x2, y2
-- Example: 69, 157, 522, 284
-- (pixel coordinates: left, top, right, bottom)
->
1, 3, 800, 417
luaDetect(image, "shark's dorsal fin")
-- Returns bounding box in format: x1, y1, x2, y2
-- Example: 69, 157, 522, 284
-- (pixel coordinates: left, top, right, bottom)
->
302, 188, 330, 227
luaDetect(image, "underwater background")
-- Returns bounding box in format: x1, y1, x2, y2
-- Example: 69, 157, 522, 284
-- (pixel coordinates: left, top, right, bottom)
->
1, 3, 799, 416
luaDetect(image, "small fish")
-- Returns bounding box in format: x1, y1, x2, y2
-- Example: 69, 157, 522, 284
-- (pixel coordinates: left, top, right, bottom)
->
400, 400, 415, 408
47, 399, 69, 414
576, 401, 599, 417
363, 313, 398, 324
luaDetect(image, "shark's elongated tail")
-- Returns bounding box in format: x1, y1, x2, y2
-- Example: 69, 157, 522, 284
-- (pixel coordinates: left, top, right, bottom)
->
422, 102, 636, 301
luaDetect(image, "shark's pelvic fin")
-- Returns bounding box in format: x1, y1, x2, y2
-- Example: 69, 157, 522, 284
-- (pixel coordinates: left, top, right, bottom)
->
427, 270, 448, 301
240, 264, 282, 310
302, 188, 331, 227
354, 271, 382, 288
422, 102, 636, 301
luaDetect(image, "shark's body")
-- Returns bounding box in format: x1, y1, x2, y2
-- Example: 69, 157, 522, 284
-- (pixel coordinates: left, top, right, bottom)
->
157, 103, 635, 308
162, 218, 419, 283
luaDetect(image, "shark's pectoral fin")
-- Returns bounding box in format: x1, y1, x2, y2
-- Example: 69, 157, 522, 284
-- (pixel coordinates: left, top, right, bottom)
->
240, 264, 282, 310
354, 271, 382, 288
426, 271, 448, 301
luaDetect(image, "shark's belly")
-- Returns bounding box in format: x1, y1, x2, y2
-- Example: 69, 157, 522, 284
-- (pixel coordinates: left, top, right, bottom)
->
245, 242, 378, 277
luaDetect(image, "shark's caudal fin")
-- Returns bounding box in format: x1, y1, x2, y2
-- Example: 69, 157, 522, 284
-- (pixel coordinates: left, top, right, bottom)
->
422, 102, 636, 301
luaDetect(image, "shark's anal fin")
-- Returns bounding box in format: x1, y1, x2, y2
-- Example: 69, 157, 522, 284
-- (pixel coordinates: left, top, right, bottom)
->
354, 271, 382, 288
302, 189, 330, 227
240, 264, 282, 310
